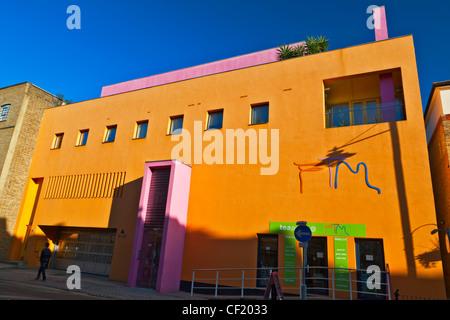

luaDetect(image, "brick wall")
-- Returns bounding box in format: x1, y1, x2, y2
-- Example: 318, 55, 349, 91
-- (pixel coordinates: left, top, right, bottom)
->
0, 83, 62, 259
428, 114, 450, 298
444, 117, 450, 165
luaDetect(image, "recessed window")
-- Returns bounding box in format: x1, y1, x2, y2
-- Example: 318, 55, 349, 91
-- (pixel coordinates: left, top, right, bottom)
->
52, 133, 64, 150
251, 104, 269, 125
0, 104, 11, 122
169, 116, 184, 135
207, 110, 223, 130
76, 129, 89, 146
104, 125, 117, 143
324, 69, 406, 128
134, 120, 148, 139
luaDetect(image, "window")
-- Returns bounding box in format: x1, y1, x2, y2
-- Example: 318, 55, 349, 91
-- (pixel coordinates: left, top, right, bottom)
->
169, 116, 183, 135
52, 133, 64, 149
207, 110, 223, 130
104, 125, 117, 143
251, 104, 269, 125
327, 99, 380, 128
0, 104, 11, 122
134, 120, 148, 139
324, 69, 406, 128
76, 130, 89, 146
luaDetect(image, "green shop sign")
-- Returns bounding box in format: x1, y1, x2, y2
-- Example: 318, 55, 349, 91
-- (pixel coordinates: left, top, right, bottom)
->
269, 222, 366, 238
270, 221, 365, 289
283, 235, 296, 284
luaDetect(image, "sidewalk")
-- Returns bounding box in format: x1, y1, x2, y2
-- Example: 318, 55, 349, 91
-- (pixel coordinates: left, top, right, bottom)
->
0, 260, 199, 300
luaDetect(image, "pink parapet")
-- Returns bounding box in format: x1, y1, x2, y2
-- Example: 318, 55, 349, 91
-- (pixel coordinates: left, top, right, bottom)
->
100, 44, 302, 97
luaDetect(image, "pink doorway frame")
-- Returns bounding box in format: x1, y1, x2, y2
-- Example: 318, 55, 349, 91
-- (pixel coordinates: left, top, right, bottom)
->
127, 160, 192, 293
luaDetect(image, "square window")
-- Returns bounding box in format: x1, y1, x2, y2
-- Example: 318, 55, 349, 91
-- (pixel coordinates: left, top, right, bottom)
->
207, 110, 223, 130
169, 116, 183, 135
76, 130, 89, 146
251, 104, 269, 125
134, 121, 148, 139
52, 133, 64, 149
0, 104, 11, 122
104, 125, 117, 143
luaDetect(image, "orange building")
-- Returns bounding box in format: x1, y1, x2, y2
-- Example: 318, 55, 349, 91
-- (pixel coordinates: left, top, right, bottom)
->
7, 35, 446, 299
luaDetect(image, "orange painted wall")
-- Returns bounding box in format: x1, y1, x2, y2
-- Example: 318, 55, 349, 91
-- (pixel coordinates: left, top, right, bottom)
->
9, 35, 446, 298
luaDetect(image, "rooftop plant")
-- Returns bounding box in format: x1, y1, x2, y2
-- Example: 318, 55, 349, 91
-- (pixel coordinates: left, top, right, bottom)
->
277, 36, 330, 60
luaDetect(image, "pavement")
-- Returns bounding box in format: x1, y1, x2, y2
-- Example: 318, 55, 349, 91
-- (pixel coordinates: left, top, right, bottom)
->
0, 259, 199, 300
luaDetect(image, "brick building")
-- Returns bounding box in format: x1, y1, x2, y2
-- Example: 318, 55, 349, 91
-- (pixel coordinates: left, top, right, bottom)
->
424, 80, 450, 298
0, 82, 62, 259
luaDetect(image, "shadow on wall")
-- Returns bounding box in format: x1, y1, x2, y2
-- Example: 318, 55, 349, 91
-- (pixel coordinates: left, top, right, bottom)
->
181, 225, 446, 299
108, 177, 143, 282
416, 245, 442, 269
389, 121, 416, 278
0, 218, 12, 260
294, 125, 391, 194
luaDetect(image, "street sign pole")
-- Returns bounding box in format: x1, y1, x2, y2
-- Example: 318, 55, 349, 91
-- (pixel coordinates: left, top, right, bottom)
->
299, 241, 308, 300
294, 221, 312, 300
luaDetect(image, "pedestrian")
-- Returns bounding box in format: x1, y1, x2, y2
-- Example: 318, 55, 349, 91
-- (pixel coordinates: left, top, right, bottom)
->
36, 242, 52, 281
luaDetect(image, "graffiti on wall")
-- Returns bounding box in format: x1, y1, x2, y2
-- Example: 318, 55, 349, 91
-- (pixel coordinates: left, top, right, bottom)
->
293, 157, 381, 194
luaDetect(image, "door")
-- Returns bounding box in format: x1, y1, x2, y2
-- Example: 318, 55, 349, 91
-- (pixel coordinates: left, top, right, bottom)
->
136, 167, 170, 288
306, 237, 328, 295
54, 227, 116, 276
355, 238, 386, 300
257, 234, 278, 287
136, 229, 163, 288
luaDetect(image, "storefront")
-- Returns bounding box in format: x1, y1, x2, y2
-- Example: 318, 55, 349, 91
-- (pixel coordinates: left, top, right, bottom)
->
269, 222, 387, 298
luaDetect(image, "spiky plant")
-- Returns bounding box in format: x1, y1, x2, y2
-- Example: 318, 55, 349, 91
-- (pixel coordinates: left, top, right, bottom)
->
277, 36, 329, 60
277, 44, 295, 61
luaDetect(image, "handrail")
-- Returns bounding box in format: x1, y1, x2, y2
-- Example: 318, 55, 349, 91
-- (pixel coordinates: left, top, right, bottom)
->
191, 266, 392, 300
325, 102, 406, 128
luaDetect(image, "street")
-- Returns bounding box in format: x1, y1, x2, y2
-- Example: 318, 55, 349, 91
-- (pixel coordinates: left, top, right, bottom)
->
0, 279, 106, 300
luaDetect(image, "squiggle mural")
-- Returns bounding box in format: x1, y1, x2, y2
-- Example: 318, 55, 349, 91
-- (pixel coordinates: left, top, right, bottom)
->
334, 161, 381, 194
293, 162, 323, 194
293, 158, 381, 194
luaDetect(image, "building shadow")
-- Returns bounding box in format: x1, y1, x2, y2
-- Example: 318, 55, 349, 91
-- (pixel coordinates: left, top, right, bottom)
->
389, 121, 416, 277
0, 218, 12, 260
107, 177, 143, 281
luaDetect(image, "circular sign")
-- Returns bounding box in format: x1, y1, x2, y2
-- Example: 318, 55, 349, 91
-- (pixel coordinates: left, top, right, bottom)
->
294, 225, 312, 243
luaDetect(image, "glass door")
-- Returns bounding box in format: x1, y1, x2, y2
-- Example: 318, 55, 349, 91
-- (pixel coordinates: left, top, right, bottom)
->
306, 237, 328, 295
136, 228, 163, 288
355, 238, 386, 300
256, 235, 278, 287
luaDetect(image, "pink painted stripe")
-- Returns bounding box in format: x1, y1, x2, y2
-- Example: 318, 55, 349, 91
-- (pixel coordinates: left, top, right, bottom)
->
101, 44, 302, 97
373, 6, 388, 41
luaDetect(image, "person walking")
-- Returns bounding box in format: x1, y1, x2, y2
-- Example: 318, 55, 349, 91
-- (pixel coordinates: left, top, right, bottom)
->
36, 242, 52, 281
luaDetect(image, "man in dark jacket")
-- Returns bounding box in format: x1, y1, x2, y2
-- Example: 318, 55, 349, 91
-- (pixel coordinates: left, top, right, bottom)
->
36, 242, 52, 281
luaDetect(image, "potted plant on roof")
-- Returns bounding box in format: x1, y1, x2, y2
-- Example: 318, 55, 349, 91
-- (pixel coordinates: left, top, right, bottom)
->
277, 36, 329, 60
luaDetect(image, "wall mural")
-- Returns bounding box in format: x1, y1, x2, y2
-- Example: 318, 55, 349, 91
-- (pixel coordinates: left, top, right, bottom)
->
293, 157, 381, 194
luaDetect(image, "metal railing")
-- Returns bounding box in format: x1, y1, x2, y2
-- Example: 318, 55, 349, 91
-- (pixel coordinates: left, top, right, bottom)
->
190, 266, 392, 300
325, 102, 405, 128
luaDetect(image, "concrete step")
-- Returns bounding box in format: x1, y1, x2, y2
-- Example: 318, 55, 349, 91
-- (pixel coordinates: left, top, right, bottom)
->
0, 259, 28, 269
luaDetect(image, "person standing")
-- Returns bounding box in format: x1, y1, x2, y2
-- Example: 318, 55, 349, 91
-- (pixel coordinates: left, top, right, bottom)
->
36, 243, 52, 281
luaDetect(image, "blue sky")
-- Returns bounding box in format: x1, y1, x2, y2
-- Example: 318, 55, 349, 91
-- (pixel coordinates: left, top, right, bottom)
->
1, 0, 449, 111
